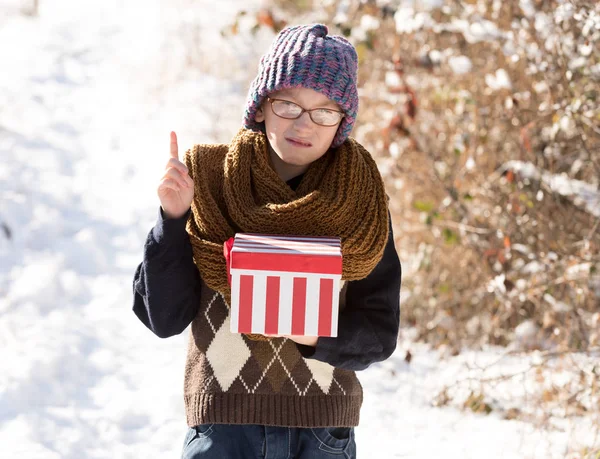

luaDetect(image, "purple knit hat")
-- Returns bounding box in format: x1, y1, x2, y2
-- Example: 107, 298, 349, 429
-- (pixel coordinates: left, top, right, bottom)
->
243, 24, 359, 148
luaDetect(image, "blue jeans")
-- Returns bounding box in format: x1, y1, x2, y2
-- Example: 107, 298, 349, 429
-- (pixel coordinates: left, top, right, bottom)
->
182, 423, 356, 459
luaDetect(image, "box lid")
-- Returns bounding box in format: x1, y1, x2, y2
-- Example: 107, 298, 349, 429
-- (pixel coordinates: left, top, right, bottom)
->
230, 233, 342, 275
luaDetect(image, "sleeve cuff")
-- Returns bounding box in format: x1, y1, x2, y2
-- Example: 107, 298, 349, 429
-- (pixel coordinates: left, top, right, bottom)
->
152, 207, 191, 244
295, 336, 338, 361
295, 342, 317, 358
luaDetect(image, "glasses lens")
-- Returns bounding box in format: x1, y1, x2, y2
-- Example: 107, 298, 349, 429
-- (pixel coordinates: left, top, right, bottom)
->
311, 109, 343, 126
271, 100, 302, 119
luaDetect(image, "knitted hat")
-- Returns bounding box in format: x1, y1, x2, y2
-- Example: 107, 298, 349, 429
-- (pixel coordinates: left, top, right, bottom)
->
243, 24, 359, 148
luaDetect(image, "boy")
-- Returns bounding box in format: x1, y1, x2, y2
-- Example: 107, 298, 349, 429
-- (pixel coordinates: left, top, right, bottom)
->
133, 23, 401, 458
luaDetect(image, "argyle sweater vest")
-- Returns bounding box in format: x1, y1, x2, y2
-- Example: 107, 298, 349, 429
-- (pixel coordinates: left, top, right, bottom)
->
183, 279, 363, 427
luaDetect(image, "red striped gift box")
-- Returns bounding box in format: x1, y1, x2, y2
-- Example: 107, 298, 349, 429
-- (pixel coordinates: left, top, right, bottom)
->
226, 233, 343, 337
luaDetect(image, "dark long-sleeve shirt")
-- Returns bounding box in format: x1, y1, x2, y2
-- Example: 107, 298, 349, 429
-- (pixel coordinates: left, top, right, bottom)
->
133, 178, 401, 371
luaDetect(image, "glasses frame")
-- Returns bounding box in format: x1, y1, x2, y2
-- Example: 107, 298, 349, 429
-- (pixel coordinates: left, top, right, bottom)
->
266, 97, 345, 127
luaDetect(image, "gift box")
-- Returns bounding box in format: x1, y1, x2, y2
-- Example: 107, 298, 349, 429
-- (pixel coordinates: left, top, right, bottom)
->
225, 233, 343, 337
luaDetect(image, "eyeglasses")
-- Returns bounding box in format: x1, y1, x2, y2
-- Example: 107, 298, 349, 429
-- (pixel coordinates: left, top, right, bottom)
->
266, 97, 345, 127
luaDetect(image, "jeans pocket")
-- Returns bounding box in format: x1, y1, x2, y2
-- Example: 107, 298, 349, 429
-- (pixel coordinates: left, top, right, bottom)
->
183, 424, 215, 449
195, 424, 215, 437
309, 427, 353, 454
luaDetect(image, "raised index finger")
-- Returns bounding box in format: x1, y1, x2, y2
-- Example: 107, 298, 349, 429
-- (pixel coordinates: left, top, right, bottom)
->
170, 131, 178, 159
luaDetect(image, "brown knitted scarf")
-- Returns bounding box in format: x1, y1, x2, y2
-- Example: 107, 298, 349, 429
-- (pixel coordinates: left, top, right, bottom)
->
184, 128, 389, 337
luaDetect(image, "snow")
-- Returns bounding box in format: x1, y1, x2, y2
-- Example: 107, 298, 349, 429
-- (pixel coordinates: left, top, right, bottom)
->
360, 14, 380, 31
504, 160, 600, 218
485, 69, 512, 90
393, 1, 443, 34
520, 0, 536, 19
1, 1, 598, 458
448, 55, 473, 75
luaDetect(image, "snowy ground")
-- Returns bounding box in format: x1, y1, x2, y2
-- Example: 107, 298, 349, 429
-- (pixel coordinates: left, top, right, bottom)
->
0, 1, 597, 458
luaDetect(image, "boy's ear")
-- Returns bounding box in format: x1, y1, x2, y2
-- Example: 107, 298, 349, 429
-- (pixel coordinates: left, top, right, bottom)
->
255, 106, 265, 123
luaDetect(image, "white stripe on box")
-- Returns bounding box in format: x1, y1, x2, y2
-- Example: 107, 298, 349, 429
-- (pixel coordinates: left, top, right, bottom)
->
230, 269, 340, 280
235, 239, 340, 255
232, 247, 340, 255
251, 274, 267, 334
278, 275, 293, 335
235, 242, 340, 249
234, 242, 339, 252
230, 275, 240, 333
236, 237, 340, 245
304, 276, 320, 336
234, 242, 340, 251
237, 234, 340, 244
330, 277, 341, 337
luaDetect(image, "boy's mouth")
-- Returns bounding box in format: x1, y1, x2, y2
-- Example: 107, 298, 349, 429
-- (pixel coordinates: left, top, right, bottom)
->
285, 137, 312, 148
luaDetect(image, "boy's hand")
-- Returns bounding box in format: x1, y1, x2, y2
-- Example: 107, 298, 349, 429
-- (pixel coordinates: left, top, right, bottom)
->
157, 131, 195, 219
265, 334, 318, 347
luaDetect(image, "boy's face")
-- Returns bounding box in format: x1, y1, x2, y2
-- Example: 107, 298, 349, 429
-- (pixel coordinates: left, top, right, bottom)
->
254, 87, 342, 181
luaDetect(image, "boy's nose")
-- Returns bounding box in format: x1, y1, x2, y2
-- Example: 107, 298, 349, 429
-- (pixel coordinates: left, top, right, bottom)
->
293, 112, 314, 131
